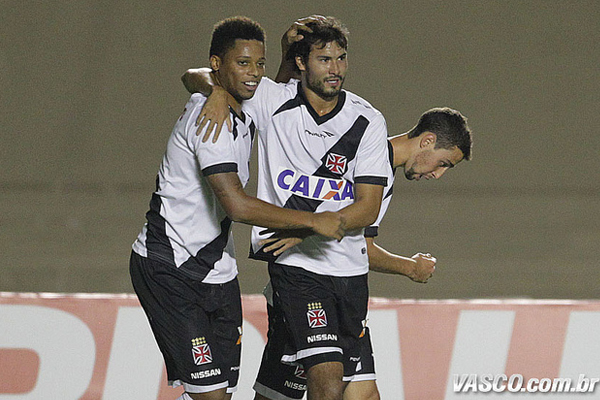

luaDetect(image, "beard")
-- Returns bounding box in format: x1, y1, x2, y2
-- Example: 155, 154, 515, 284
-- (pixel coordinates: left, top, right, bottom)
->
306, 74, 345, 100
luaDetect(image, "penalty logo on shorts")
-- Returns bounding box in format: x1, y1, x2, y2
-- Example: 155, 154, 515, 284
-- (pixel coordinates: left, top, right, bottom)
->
191, 337, 212, 365
307, 302, 327, 328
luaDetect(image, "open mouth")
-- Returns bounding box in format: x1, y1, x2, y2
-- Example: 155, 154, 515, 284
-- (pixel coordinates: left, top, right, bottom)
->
243, 81, 259, 90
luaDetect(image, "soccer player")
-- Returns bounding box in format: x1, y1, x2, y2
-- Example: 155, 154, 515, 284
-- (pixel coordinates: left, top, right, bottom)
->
182, 16, 391, 400
256, 107, 473, 400
130, 17, 346, 400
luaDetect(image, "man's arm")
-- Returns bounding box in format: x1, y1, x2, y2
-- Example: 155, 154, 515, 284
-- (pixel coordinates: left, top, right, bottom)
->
207, 172, 345, 240
366, 237, 436, 283
337, 182, 383, 231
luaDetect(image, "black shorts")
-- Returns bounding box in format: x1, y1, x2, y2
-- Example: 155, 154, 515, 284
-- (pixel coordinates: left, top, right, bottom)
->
267, 262, 369, 377
254, 302, 376, 400
129, 251, 242, 394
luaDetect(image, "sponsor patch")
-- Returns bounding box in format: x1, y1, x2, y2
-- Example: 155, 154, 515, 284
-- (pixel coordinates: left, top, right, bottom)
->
307, 333, 338, 343
190, 368, 221, 379
277, 169, 354, 202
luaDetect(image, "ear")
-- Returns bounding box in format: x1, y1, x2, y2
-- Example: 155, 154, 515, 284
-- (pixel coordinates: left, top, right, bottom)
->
295, 55, 306, 72
210, 55, 221, 72
420, 132, 437, 149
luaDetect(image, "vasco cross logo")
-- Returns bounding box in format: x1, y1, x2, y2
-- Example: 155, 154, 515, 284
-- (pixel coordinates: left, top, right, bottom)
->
191, 337, 213, 365
307, 302, 328, 328
325, 153, 348, 175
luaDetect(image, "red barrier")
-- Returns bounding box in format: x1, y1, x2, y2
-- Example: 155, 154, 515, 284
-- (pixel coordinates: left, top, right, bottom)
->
1, 293, 599, 399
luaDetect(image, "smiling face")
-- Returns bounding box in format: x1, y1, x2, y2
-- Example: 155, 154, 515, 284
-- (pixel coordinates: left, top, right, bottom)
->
296, 41, 347, 99
403, 133, 465, 181
211, 39, 265, 103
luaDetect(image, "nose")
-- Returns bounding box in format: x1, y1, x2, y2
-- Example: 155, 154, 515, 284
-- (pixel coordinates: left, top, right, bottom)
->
329, 60, 340, 75
248, 63, 259, 77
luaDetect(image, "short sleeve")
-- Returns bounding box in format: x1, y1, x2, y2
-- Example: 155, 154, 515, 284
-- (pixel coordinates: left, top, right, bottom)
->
186, 107, 239, 176
353, 113, 391, 186
242, 77, 293, 131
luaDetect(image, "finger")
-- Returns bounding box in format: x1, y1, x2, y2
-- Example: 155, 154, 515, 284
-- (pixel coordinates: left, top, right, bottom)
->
206, 120, 217, 138
201, 120, 212, 142
196, 115, 208, 136
258, 237, 279, 246
264, 241, 286, 253
212, 126, 223, 143
226, 115, 233, 132
273, 242, 295, 256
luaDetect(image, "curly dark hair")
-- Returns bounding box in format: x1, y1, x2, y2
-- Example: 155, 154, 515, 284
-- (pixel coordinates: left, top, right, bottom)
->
210, 16, 266, 58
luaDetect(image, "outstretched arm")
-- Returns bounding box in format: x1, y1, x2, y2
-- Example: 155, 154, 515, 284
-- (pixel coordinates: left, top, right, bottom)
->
208, 172, 346, 240
366, 237, 436, 283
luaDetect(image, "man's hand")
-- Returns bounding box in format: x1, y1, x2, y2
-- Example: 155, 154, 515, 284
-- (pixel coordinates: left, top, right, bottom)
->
407, 253, 437, 283
196, 85, 235, 142
281, 15, 327, 55
259, 235, 306, 256
311, 211, 346, 241
276, 15, 327, 83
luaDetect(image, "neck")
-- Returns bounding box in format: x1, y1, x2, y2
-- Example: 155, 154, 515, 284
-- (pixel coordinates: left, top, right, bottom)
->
301, 79, 339, 116
213, 72, 243, 114
229, 98, 242, 115
388, 133, 412, 168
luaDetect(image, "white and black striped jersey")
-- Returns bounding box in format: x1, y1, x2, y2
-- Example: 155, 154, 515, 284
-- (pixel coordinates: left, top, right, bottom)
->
364, 140, 396, 238
132, 93, 255, 284
243, 78, 391, 277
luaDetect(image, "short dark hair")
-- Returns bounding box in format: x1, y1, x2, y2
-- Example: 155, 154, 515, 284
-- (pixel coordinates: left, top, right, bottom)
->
210, 16, 266, 58
408, 107, 473, 160
288, 16, 349, 71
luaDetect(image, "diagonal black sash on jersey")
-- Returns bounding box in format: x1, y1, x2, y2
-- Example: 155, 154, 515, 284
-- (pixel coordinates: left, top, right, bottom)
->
145, 175, 176, 266
250, 115, 371, 262
179, 216, 233, 281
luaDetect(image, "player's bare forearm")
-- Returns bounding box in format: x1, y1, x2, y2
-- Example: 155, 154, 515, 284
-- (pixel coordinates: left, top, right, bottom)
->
366, 238, 415, 275
366, 238, 436, 283
337, 183, 383, 231
181, 67, 214, 96
208, 172, 345, 240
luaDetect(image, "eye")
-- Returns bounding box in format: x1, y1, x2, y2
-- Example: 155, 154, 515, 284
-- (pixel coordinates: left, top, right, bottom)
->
257, 61, 266, 68
238, 60, 248, 66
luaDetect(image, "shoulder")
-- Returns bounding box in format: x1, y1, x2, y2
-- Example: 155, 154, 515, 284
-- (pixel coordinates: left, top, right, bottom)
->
343, 90, 384, 120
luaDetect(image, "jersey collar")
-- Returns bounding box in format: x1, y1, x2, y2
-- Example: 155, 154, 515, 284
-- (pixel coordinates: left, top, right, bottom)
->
298, 82, 346, 125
